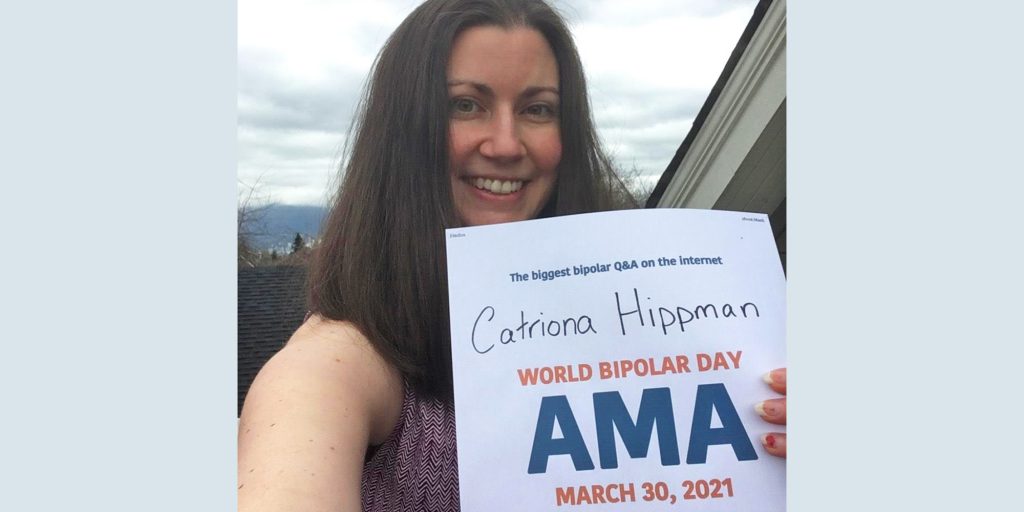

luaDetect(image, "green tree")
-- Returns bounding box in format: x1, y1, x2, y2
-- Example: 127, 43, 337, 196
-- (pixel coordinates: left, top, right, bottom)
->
292, 233, 304, 254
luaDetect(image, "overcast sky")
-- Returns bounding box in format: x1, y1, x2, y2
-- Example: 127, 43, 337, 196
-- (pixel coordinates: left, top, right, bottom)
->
238, 0, 758, 206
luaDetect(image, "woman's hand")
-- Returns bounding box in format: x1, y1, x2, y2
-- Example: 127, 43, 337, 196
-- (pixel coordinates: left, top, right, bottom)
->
756, 368, 786, 458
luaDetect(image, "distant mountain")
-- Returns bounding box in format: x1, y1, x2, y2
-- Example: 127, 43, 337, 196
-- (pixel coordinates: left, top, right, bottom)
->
249, 204, 328, 252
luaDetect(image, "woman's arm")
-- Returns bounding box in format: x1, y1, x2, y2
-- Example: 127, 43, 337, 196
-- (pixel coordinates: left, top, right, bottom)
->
238, 317, 403, 511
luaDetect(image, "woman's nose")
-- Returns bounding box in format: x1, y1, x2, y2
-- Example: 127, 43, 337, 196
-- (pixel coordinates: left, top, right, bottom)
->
479, 108, 525, 161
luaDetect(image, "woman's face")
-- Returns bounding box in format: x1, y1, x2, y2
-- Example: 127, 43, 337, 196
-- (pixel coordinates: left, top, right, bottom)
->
447, 25, 562, 227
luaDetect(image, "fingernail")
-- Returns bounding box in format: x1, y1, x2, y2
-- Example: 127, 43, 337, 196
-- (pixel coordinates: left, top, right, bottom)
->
756, 400, 778, 417
764, 368, 784, 384
756, 399, 783, 418
763, 434, 776, 449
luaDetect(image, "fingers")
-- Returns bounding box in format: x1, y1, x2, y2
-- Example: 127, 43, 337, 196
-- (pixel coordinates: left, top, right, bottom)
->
761, 433, 786, 458
755, 397, 786, 425
764, 368, 786, 395
759, 368, 787, 458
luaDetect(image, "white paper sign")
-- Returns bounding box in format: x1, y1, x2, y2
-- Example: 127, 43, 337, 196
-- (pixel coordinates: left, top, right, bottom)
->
446, 209, 785, 511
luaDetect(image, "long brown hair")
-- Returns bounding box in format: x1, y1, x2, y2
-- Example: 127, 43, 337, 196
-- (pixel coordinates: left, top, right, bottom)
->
309, 0, 633, 399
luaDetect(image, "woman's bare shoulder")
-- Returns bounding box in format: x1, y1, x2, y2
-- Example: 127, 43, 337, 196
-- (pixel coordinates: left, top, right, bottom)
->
245, 316, 403, 429
238, 316, 403, 511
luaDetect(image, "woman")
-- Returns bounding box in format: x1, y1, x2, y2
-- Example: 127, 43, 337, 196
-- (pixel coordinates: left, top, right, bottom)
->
238, 1, 786, 510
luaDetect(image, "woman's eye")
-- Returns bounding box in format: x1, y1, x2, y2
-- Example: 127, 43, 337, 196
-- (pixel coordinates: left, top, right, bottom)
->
451, 98, 479, 115
524, 103, 557, 119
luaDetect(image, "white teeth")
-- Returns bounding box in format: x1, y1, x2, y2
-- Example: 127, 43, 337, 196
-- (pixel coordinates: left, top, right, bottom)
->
470, 178, 524, 195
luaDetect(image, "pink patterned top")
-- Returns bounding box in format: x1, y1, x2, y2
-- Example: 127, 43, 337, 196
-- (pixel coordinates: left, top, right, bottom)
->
361, 381, 460, 511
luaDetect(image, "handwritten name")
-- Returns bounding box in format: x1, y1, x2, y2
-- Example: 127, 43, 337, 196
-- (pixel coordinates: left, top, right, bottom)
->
469, 288, 760, 355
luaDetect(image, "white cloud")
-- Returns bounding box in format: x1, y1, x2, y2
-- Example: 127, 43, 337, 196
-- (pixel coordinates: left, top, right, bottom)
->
238, 126, 347, 205
575, 9, 754, 91
239, 0, 417, 84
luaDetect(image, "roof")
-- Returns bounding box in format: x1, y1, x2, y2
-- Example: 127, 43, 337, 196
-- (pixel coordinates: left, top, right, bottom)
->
646, 0, 775, 208
237, 264, 308, 416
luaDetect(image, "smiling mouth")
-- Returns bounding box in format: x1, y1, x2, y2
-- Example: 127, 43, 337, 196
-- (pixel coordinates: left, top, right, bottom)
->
470, 177, 524, 195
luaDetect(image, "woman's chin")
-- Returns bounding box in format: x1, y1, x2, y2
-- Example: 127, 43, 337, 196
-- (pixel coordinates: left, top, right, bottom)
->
459, 211, 530, 227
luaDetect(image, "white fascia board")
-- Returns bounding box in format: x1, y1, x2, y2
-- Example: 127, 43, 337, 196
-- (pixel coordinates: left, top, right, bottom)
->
657, 0, 787, 209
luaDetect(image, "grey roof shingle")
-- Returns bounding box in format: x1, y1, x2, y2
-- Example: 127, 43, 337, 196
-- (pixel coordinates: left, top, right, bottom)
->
238, 265, 308, 417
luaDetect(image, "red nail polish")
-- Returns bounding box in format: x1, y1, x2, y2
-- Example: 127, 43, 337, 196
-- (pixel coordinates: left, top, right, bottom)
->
765, 434, 776, 448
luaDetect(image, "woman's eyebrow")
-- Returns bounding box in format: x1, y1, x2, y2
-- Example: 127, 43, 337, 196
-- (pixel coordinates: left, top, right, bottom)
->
446, 80, 559, 97
447, 80, 494, 96
521, 85, 559, 97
